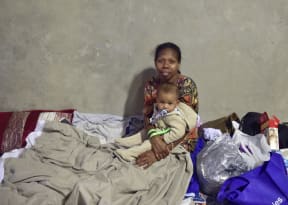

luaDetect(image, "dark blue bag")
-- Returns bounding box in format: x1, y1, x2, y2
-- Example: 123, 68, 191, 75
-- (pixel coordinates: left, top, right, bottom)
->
217, 152, 288, 205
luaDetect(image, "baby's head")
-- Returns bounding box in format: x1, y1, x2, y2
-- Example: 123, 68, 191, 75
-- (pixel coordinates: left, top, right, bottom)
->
156, 83, 179, 113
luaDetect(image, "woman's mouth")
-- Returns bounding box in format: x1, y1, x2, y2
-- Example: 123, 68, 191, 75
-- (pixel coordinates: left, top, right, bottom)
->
160, 72, 169, 76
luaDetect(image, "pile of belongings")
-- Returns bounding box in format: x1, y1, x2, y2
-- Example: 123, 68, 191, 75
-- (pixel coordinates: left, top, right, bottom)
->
185, 112, 288, 205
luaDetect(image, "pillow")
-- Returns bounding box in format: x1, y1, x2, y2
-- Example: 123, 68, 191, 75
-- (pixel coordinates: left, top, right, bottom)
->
0, 109, 75, 155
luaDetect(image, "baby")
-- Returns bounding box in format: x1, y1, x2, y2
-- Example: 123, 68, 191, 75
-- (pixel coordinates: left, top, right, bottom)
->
115, 82, 197, 161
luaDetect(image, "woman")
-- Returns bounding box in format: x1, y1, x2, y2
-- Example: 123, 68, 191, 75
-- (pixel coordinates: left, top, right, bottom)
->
136, 42, 199, 168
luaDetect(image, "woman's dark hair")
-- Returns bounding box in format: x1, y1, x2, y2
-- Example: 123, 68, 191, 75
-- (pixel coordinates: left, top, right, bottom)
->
154, 42, 181, 63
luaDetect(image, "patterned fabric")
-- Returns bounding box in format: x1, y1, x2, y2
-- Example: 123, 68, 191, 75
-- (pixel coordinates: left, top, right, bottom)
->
143, 75, 199, 152
0, 109, 75, 155
1, 112, 30, 154
180, 127, 199, 152
38, 112, 73, 122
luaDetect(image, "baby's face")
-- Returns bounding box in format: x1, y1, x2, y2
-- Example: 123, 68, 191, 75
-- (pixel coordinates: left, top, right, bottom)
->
156, 91, 178, 113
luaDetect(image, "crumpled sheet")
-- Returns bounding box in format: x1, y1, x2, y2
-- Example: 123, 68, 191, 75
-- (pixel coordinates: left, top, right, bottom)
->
72, 111, 143, 144
0, 121, 192, 205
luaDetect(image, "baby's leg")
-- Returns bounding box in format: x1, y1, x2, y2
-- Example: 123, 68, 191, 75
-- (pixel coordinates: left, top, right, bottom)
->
116, 140, 152, 161
114, 129, 145, 147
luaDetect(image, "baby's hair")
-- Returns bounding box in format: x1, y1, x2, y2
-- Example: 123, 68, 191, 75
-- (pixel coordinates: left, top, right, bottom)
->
157, 82, 180, 98
154, 42, 181, 63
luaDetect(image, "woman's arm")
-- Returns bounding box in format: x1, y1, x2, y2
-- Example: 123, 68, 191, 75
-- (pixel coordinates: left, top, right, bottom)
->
149, 136, 169, 160
179, 77, 199, 113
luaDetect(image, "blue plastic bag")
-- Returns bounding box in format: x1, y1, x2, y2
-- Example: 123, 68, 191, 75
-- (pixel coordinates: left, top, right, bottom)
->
217, 152, 288, 205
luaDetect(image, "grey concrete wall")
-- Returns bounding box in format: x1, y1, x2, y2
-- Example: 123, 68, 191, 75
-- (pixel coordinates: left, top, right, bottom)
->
0, 0, 288, 122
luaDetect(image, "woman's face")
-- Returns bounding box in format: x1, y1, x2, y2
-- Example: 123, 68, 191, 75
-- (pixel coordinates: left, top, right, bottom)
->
155, 48, 180, 82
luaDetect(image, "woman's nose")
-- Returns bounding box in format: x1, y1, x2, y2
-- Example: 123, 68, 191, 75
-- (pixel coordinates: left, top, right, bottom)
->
163, 61, 169, 68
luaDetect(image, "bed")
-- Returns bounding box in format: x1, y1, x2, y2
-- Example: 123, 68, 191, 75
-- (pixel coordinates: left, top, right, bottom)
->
0, 110, 194, 205
2, 110, 287, 205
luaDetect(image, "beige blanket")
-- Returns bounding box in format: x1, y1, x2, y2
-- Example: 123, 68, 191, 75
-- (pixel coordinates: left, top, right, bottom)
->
0, 121, 193, 205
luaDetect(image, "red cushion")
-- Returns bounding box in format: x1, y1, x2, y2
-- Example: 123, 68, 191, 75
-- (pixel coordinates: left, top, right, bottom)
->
0, 109, 75, 155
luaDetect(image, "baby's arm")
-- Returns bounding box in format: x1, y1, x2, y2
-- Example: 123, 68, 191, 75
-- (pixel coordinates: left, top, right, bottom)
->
162, 115, 187, 144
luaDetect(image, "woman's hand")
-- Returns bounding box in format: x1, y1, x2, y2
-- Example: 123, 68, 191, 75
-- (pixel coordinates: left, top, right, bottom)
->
135, 150, 157, 169
150, 136, 169, 161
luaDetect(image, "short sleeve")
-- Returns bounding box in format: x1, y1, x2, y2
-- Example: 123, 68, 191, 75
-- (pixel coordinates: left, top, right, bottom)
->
178, 77, 199, 113
143, 78, 158, 115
